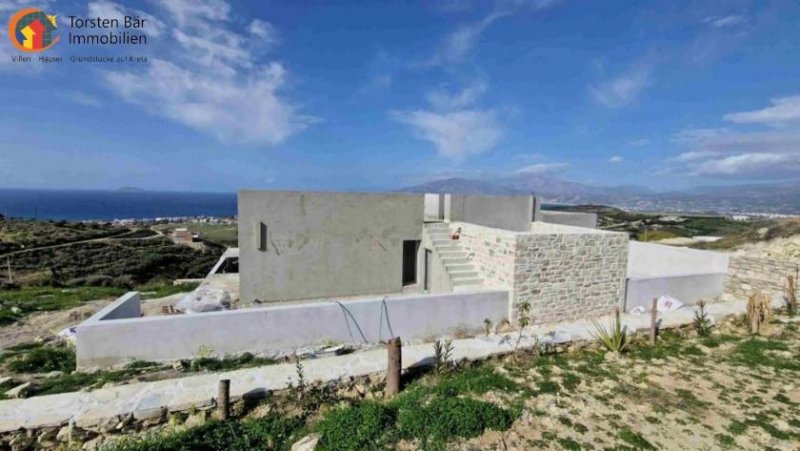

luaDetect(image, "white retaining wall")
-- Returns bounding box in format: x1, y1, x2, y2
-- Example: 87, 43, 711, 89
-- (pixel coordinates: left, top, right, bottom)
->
76, 290, 509, 369
625, 241, 729, 310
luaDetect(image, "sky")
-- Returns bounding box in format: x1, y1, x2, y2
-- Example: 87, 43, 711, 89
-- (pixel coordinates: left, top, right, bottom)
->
1, 0, 799, 193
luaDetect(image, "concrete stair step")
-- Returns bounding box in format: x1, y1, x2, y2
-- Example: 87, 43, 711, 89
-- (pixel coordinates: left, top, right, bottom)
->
445, 263, 473, 271
425, 223, 450, 230
441, 257, 469, 265
450, 271, 479, 279
439, 251, 466, 258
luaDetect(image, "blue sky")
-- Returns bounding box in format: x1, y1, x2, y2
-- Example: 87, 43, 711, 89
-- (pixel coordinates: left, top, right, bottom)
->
1, 0, 799, 193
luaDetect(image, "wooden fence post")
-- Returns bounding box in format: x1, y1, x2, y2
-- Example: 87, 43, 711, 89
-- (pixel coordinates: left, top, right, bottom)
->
650, 298, 658, 345
386, 337, 402, 398
218, 379, 230, 420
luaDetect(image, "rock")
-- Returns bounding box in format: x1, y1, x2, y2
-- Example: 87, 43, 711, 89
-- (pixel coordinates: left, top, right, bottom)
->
5, 382, 33, 398
183, 411, 208, 429
10, 306, 21, 315
290, 433, 321, 451
44, 371, 64, 379
175, 286, 231, 313
0, 376, 15, 389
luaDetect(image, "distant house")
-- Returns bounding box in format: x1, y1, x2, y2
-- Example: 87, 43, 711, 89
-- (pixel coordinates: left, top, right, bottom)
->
172, 228, 198, 245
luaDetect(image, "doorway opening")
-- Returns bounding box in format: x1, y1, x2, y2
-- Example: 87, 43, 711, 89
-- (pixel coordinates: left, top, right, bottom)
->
402, 240, 420, 285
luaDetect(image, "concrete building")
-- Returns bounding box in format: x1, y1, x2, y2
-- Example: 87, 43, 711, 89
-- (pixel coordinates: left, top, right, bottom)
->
75, 189, 730, 368
238, 190, 620, 324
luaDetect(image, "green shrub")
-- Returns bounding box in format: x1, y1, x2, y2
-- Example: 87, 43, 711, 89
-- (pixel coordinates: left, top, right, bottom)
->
316, 402, 396, 451
8, 343, 75, 373
105, 416, 304, 451
397, 397, 514, 448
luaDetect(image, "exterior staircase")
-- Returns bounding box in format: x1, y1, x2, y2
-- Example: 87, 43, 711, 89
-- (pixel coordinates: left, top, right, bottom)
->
425, 222, 484, 291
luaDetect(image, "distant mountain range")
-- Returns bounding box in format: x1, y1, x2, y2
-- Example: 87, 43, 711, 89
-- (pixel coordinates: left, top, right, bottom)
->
401, 176, 800, 215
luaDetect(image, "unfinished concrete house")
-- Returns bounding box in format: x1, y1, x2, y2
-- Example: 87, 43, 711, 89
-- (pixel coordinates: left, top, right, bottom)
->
75, 190, 729, 368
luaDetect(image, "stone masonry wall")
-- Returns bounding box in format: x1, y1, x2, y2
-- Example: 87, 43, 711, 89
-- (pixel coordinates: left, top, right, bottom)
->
455, 222, 517, 290
724, 255, 798, 301
515, 231, 629, 325
455, 221, 628, 325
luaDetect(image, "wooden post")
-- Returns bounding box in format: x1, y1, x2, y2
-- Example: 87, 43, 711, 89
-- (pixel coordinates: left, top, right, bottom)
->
218, 379, 230, 420
614, 306, 620, 326
650, 298, 658, 345
386, 337, 402, 398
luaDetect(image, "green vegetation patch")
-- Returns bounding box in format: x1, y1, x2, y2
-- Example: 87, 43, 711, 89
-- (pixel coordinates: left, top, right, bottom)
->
729, 339, 800, 371
105, 416, 304, 451
316, 402, 395, 451
0, 286, 124, 325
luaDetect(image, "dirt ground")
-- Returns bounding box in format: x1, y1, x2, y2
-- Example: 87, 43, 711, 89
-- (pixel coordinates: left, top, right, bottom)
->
0, 294, 194, 349
457, 317, 800, 451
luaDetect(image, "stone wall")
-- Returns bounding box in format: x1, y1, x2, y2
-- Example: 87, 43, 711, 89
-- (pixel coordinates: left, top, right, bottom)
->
455, 222, 517, 290
515, 230, 629, 324
454, 221, 628, 324
723, 255, 798, 300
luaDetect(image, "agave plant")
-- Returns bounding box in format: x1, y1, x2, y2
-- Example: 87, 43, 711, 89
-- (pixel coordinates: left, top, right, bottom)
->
591, 308, 629, 353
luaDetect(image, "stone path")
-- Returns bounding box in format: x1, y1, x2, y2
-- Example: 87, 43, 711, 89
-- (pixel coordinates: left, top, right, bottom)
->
0, 298, 770, 434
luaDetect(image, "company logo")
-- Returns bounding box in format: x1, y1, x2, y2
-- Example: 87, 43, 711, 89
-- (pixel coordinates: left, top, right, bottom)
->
8, 8, 58, 52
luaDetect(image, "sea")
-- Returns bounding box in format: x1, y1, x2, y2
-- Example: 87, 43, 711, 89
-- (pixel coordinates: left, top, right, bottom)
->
0, 189, 238, 221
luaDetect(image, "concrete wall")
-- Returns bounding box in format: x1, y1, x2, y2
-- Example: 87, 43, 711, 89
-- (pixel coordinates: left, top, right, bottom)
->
539, 211, 597, 229
447, 194, 533, 232
723, 255, 798, 301
625, 273, 727, 311
76, 289, 509, 369
516, 225, 629, 324
623, 241, 729, 310
627, 241, 729, 278
239, 191, 424, 303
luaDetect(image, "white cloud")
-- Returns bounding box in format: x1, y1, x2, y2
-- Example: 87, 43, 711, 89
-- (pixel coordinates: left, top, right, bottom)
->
393, 83, 502, 159
102, 0, 314, 145
393, 109, 501, 159
609, 156, 623, 163
693, 153, 793, 175
589, 65, 651, 108
723, 95, 800, 127
516, 162, 569, 175
248, 19, 278, 45
426, 81, 487, 110
88, 0, 164, 37
703, 15, 746, 28
429, 0, 562, 65
669, 126, 800, 178
160, 0, 230, 25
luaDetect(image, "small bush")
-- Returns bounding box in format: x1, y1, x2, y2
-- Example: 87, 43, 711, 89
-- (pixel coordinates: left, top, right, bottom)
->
397, 396, 514, 448
106, 416, 304, 451
316, 402, 396, 451
591, 308, 628, 353
8, 343, 75, 373
693, 301, 713, 337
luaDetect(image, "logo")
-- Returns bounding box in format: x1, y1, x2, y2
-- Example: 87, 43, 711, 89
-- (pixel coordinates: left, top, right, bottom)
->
8, 8, 58, 52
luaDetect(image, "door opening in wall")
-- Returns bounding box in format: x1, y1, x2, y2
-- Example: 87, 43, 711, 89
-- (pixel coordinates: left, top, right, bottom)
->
403, 240, 420, 286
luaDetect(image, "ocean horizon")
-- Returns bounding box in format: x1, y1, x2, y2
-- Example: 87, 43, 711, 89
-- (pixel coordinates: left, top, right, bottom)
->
0, 188, 238, 221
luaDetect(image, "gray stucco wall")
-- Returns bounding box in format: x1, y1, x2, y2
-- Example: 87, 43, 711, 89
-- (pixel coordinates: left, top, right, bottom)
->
627, 241, 729, 278
76, 290, 509, 369
239, 191, 424, 302
539, 211, 598, 229
447, 194, 533, 232
625, 273, 727, 311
